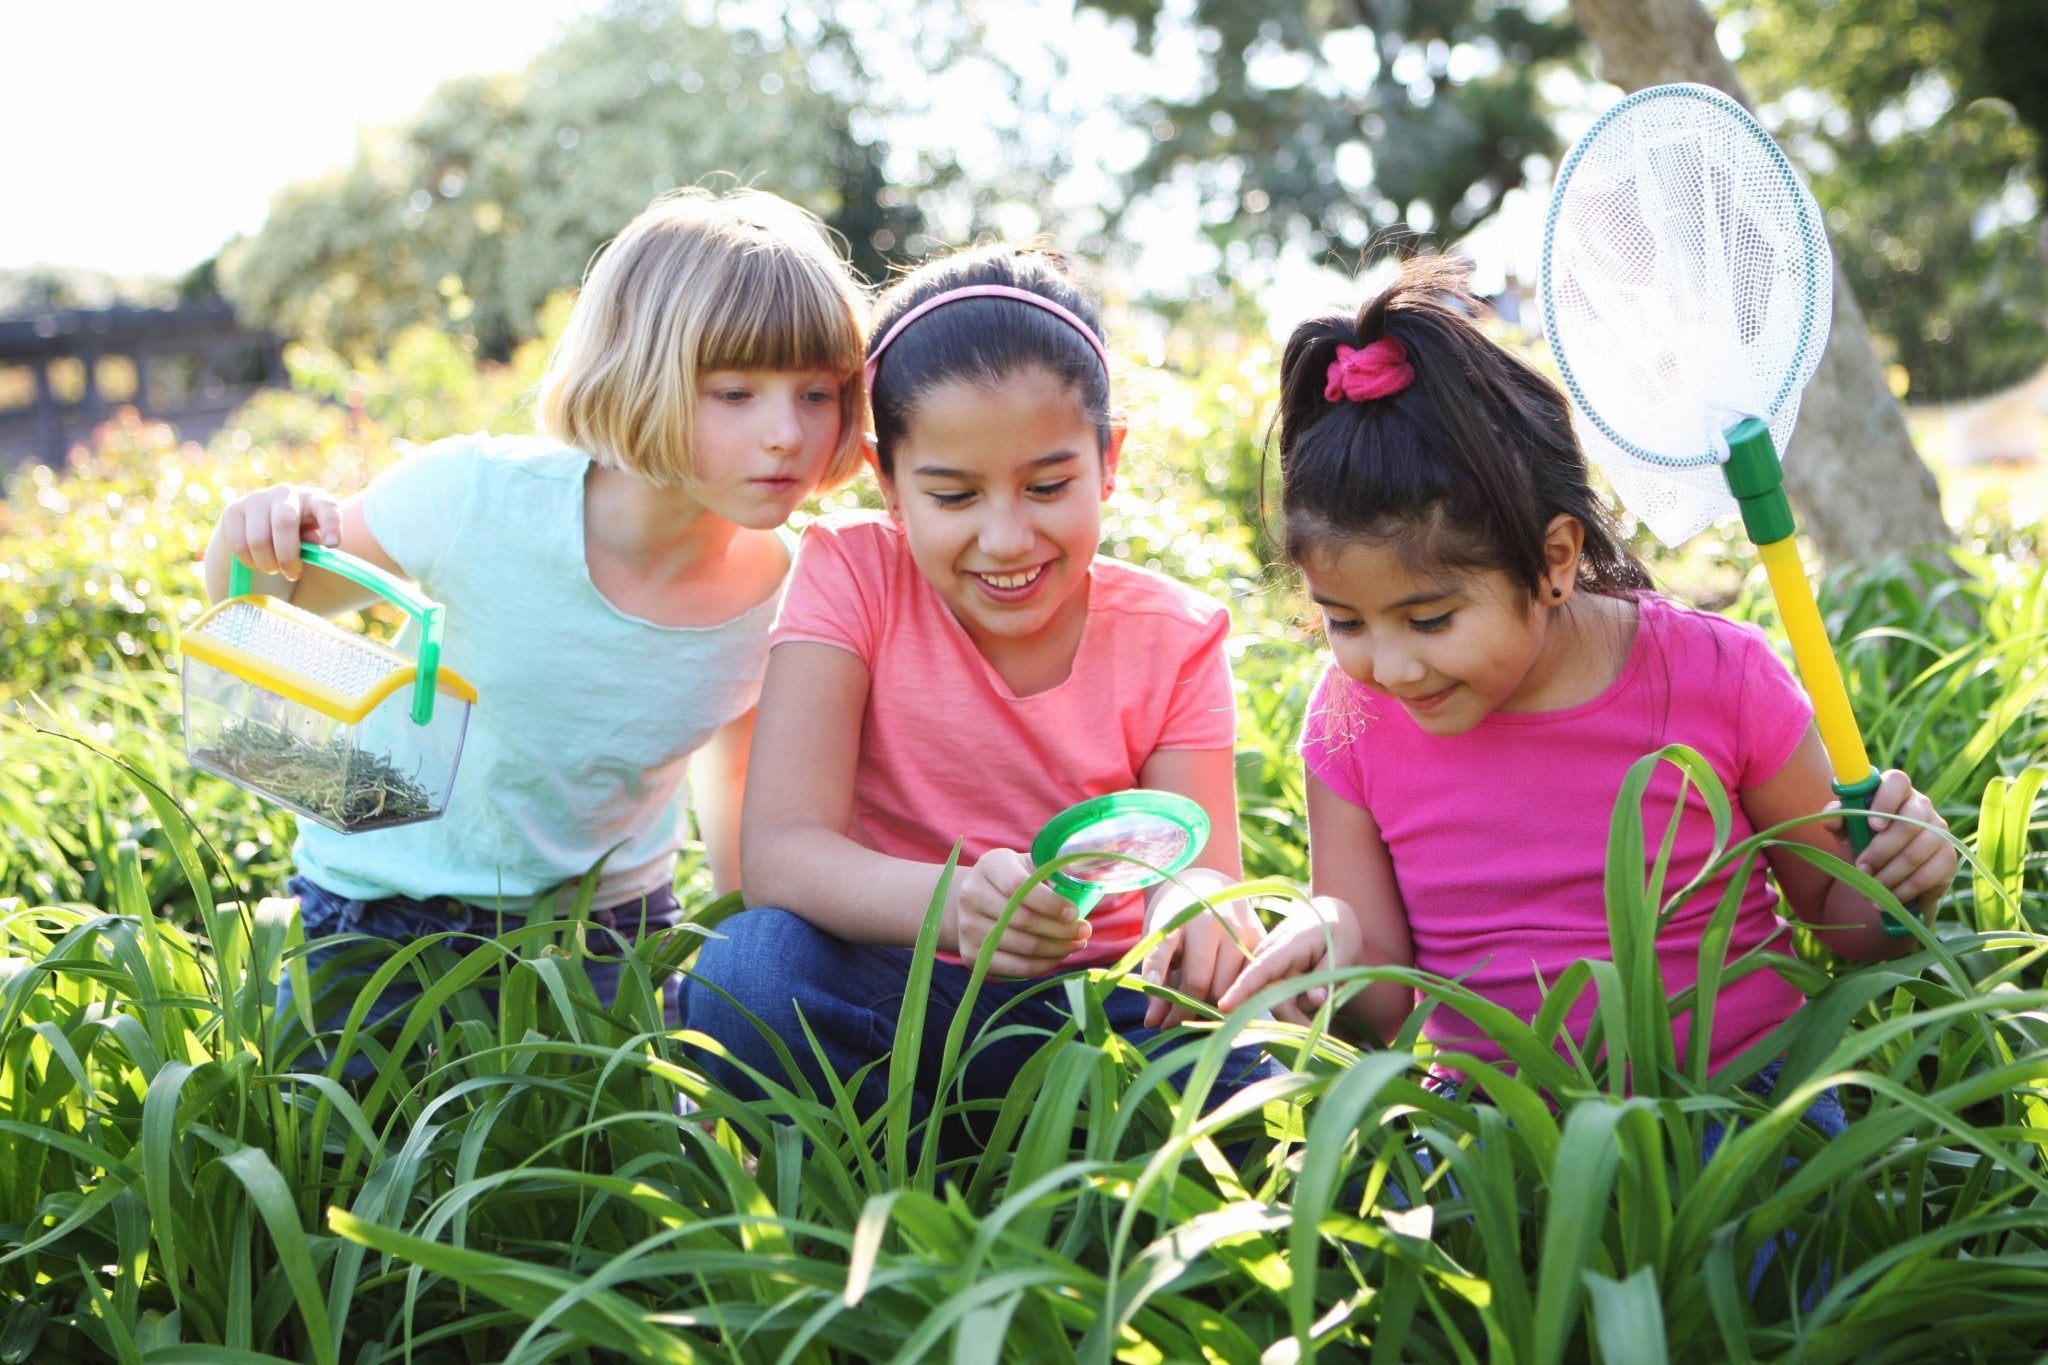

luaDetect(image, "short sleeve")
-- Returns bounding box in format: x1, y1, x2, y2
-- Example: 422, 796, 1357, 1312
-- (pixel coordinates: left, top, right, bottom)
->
1150, 604, 1237, 751
1733, 625, 1814, 790
772, 520, 885, 666
360, 437, 481, 584
1300, 664, 1373, 808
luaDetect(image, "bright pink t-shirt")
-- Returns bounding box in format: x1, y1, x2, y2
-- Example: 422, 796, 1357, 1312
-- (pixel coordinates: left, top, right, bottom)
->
1302, 593, 1813, 1074
774, 512, 1238, 967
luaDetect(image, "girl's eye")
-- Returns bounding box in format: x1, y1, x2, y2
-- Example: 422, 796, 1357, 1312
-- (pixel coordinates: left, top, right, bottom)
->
928, 491, 974, 508
1411, 613, 1452, 633
1028, 478, 1075, 498
804, 388, 836, 405
1321, 614, 1363, 636
713, 388, 749, 403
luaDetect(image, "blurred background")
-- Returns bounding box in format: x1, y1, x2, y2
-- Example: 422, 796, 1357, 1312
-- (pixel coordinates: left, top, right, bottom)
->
2, 0, 2044, 565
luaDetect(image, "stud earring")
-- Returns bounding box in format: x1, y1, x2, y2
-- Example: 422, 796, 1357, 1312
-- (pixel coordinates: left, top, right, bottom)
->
1550, 586, 1563, 598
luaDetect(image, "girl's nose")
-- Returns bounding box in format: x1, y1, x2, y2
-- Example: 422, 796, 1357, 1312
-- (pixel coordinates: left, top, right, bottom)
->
763, 396, 804, 454
1372, 642, 1424, 689
978, 502, 1035, 558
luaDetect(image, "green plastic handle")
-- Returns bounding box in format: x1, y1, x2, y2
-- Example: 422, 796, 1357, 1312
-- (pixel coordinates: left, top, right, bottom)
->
230, 542, 446, 726
1833, 767, 1882, 856
1048, 879, 1108, 918
1830, 767, 1914, 936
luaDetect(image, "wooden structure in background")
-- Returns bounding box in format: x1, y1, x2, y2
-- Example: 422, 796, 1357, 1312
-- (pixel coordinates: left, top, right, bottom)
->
0, 305, 286, 468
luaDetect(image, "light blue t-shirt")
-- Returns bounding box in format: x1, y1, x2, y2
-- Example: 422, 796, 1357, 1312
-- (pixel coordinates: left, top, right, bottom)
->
294, 434, 784, 908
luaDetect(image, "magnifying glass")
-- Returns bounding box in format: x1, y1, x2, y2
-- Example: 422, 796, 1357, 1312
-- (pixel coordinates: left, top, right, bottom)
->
1028, 789, 1211, 919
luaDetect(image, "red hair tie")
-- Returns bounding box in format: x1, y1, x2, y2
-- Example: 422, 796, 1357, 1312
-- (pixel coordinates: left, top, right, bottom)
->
1324, 337, 1413, 403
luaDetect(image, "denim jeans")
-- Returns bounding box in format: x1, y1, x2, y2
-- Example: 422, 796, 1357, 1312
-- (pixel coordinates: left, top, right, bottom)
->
277, 873, 682, 1076
1703, 1056, 1847, 1301
678, 907, 1280, 1164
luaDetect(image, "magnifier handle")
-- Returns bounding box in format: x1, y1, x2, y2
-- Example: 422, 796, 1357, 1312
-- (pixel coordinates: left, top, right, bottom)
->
1052, 878, 1108, 920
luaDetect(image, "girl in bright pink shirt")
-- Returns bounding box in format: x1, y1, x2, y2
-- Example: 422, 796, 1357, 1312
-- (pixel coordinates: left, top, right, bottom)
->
1219, 256, 1957, 1093
683, 246, 1268, 1159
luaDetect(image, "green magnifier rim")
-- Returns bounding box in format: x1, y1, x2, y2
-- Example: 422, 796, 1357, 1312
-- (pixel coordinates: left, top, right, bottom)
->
1029, 788, 1210, 913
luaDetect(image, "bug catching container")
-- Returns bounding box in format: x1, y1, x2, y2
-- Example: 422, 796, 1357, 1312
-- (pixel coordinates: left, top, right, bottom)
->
181, 543, 477, 833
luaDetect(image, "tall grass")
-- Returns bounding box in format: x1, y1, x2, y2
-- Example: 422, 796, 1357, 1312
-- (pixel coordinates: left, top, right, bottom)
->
6, 709, 2048, 1359
7, 401, 2048, 1357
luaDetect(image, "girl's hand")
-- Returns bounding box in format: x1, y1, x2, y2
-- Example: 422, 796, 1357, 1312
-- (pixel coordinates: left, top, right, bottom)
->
1832, 768, 1958, 910
949, 846, 1091, 977
1141, 887, 1263, 1028
1215, 896, 1361, 1026
219, 483, 343, 581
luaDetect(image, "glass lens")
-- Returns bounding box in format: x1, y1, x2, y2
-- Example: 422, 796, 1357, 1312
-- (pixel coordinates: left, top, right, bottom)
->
1054, 813, 1192, 890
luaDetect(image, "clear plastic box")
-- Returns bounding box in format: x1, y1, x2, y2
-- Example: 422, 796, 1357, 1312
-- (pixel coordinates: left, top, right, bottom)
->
181, 546, 475, 834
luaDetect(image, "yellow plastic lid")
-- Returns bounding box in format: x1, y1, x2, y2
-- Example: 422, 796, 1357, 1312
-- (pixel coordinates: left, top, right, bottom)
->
183, 595, 477, 724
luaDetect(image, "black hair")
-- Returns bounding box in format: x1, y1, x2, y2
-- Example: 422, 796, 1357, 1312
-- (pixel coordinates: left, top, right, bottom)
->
1273, 253, 1649, 600
866, 244, 1111, 476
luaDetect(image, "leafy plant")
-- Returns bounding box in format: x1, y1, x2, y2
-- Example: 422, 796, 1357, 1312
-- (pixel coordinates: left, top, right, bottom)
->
6, 722, 2048, 1361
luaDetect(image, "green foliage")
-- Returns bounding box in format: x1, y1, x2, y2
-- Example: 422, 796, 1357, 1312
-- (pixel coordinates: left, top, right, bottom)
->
1075, 0, 1580, 259
1731, 0, 2048, 402
0, 410, 398, 701
5, 724, 2048, 1360
0, 685, 296, 925
217, 5, 922, 361
9, 298, 2048, 1360
281, 309, 558, 446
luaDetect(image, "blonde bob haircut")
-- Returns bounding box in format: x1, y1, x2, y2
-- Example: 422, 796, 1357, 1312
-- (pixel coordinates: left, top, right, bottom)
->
537, 187, 869, 491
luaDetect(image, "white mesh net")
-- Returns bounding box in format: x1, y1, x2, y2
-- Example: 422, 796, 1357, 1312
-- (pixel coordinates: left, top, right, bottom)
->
1540, 83, 1832, 547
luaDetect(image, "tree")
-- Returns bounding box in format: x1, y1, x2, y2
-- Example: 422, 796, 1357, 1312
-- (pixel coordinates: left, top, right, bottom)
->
1729, 0, 2048, 403
1569, 0, 1951, 563
1076, 0, 1581, 270
1073, 0, 1953, 562
220, 1, 926, 361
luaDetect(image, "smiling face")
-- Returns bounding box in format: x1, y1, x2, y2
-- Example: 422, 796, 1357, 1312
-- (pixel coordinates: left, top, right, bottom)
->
878, 367, 1121, 686
1298, 533, 1583, 735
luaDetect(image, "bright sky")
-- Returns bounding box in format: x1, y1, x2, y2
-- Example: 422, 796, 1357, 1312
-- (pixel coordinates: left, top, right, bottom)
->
1, 1, 594, 276
0, 0, 1534, 321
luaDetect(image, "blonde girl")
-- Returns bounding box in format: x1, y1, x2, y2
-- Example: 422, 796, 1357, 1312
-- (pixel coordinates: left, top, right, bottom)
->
203, 188, 868, 1057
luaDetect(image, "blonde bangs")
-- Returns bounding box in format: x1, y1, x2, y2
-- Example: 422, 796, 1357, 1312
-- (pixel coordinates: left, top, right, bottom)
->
693, 243, 869, 487
536, 188, 868, 490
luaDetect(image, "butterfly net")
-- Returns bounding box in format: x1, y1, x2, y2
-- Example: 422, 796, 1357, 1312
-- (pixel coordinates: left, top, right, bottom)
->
1539, 83, 1833, 546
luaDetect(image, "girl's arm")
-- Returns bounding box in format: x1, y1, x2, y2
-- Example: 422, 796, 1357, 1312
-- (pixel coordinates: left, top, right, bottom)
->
687, 707, 755, 898
739, 641, 1091, 974
1134, 745, 1262, 1026
1217, 775, 1416, 1043
203, 484, 401, 617
1744, 726, 1956, 960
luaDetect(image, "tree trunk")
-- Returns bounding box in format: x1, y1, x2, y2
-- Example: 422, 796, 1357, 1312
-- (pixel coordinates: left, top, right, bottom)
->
1567, 0, 1952, 566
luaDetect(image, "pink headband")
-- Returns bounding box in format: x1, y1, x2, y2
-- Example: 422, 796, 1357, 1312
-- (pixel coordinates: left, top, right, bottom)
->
1325, 337, 1413, 403
864, 284, 1110, 390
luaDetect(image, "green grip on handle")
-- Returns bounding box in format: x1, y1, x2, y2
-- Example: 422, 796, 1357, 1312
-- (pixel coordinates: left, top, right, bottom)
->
230, 542, 446, 726
1834, 767, 1882, 856
1832, 767, 1911, 936
1723, 419, 1797, 547
1050, 878, 1108, 920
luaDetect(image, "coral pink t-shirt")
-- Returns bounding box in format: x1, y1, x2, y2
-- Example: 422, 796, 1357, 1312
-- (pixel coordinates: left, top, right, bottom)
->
1302, 593, 1813, 1074
774, 512, 1238, 967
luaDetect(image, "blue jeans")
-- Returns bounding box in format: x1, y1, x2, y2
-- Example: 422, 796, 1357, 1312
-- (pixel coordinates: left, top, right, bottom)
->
278, 874, 682, 1076
1703, 1057, 1847, 1301
679, 908, 1280, 1164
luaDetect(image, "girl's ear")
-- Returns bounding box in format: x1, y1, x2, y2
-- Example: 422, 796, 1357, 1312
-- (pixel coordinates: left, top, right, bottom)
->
1100, 425, 1127, 498
866, 437, 903, 520
1541, 513, 1585, 603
